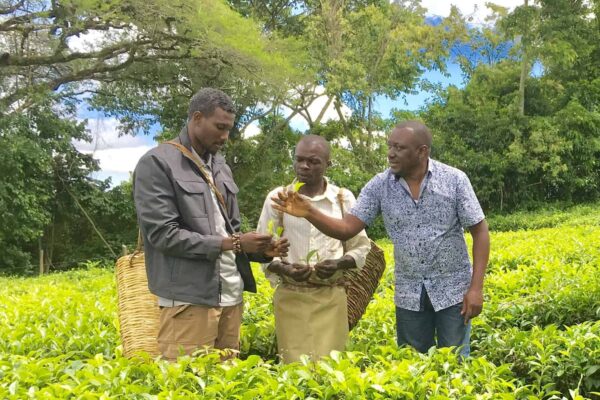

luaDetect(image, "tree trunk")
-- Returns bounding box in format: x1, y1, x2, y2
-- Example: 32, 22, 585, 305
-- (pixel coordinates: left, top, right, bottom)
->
518, 0, 529, 116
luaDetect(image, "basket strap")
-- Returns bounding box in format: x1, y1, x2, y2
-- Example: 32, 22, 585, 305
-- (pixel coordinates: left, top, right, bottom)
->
337, 189, 348, 254
136, 229, 143, 251
166, 141, 229, 219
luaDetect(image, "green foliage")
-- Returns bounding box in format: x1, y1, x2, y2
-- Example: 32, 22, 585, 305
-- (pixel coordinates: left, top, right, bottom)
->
488, 201, 600, 231
0, 96, 103, 273
228, 114, 298, 226
422, 0, 600, 210
1, 207, 599, 398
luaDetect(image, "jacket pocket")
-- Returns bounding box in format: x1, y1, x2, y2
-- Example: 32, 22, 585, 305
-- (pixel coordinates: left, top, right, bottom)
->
223, 180, 239, 194
175, 179, 209, 217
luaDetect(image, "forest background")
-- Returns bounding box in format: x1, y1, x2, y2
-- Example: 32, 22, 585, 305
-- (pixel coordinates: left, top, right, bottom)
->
1, 0, 599, 274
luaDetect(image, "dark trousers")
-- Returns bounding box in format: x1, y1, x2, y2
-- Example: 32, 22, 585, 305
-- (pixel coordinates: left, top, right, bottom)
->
395, 286, 471, 357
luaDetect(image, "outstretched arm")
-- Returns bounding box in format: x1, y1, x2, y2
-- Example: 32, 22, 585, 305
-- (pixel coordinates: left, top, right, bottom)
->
271, 190, 366, 241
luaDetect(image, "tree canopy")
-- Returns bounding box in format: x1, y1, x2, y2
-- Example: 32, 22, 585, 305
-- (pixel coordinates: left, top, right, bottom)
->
1, 0, 599, 272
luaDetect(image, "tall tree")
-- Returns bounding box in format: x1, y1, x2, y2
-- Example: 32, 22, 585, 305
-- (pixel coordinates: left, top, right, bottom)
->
423, 0, 600, 209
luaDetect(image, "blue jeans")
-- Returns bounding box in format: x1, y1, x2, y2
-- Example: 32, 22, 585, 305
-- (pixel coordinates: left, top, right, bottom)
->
395, 286, 471, 357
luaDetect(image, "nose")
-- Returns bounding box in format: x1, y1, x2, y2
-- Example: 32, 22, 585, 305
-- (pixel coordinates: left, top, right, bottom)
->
298, 160, 309, 169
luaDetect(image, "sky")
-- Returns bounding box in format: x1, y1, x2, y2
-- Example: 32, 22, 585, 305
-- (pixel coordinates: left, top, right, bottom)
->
74, 0, 524, 186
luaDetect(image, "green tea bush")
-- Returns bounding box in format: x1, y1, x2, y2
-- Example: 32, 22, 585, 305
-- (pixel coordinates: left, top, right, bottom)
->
488, 202, 600, 231
475, 322, 600, 397
487, 226, 599, 272
0, 206, 599, 398
482, 261, 600, 329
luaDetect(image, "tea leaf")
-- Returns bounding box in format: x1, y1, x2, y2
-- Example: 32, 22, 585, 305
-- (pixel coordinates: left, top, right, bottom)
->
293, 182, 305, 192
305, 249, 318, 264
267, 219, 274, 235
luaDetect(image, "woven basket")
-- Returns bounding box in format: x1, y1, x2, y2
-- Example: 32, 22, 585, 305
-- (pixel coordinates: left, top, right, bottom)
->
115, 246, 160, 358
345, 240, 386, 330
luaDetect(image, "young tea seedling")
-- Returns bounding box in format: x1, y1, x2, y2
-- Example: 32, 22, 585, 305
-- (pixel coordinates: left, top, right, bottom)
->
267, 219, 284, 239
304, 249, 320, 269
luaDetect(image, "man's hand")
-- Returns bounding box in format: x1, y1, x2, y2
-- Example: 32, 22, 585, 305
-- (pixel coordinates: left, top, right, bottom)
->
240, 232, 272, 253
271, 189, 312, 218
461, 288, 484, 325
264, 237, 289, 258
313, 259, 340, 279
268, 260, 312, 282
314, 255, 355, 279
286, 263, 313, 282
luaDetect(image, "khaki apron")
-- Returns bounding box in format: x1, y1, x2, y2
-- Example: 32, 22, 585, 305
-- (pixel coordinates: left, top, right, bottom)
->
273, 284, 348, 363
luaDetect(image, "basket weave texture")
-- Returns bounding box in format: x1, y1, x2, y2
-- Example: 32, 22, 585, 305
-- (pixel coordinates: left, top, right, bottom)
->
345, 240, 386, 330
115, 250, 160, 357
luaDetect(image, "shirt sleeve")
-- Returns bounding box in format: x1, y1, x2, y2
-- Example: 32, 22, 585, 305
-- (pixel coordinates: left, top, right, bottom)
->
340, 189, 371, 269
455, 172, 485, 228
348, 174, 383, 227
256, 187, 284, 288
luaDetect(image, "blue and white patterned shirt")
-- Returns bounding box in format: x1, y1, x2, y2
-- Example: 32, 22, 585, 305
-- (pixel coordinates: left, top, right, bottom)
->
349, 159, 485, 311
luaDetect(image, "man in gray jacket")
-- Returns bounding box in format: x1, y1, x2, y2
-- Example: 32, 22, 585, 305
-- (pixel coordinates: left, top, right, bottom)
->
134, 88, 288, 361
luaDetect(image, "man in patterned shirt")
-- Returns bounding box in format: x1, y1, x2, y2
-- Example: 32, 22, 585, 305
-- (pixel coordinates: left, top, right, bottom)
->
272, 121, 490, 357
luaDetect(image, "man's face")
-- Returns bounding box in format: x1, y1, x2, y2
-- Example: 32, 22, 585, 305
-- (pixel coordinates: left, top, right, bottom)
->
293, 141, 329, 186
189, 107, 235, 155
387, 127, 426, 176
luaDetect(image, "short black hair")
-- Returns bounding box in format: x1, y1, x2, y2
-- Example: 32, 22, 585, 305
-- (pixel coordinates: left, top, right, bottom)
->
188, 88, 236, 120
297, 134, 331, 161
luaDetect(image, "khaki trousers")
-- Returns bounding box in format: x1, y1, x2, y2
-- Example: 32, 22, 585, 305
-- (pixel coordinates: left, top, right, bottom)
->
157, 303, 243, 361
274, 285, 348, 364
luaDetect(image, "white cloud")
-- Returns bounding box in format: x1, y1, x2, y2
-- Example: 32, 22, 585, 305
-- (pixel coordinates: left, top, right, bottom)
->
73, 117, 154, 185
242, 122, 261, 139
74, 118, 149, 151
87, 146, 152, 174
420, 0, 523, 24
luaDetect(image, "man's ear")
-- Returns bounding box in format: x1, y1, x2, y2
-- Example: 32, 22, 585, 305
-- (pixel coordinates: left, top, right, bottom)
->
191, 111, 204, 123
327, 160, 332, 167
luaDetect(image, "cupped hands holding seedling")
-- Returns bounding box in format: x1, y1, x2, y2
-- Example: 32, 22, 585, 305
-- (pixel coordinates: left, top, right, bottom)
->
268, 248, 354, 282
267, 247, 316, 282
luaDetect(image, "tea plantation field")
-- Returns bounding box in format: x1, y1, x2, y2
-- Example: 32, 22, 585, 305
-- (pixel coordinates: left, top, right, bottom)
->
1, 206, 599, 399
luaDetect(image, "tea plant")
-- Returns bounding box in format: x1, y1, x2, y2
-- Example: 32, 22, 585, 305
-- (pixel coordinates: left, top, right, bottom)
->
1, 206, 599, 398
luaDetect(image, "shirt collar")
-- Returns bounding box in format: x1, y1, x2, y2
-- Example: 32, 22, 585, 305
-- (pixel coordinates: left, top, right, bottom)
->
387, 158, 435, 182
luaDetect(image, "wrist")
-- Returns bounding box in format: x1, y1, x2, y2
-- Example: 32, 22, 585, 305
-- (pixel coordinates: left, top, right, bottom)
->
467, 285, 483, 293
231, 233, 243, 254
305, 204, 317, 220
221, 237, 234, 251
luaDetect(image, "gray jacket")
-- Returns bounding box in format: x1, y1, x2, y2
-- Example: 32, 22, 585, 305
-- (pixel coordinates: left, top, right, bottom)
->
133, 127, 264, 306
